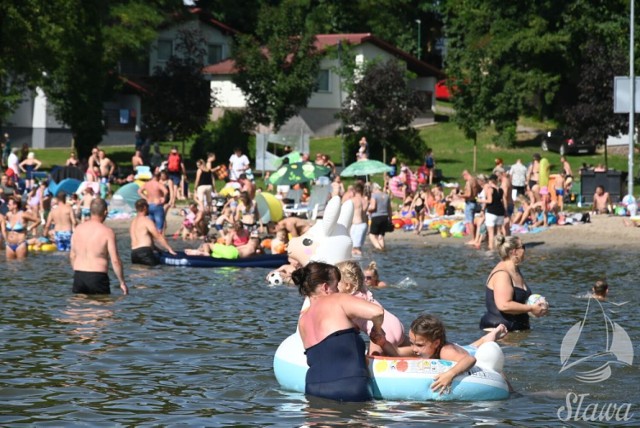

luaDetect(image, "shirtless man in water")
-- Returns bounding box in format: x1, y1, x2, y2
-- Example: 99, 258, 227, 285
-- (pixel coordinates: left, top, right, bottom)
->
130, 199, 176, 266
70, 198, 128, 295
43, 191, 76, 251
275, 216, 311, 238
138, 172, 168, 232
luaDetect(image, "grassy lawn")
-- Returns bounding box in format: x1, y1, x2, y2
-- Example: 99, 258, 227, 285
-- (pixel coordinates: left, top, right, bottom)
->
30, 115, 635, 192
309, 119, 633, 185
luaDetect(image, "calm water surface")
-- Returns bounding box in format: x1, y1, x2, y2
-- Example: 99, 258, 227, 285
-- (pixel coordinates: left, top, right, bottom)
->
1, 229, 638, 426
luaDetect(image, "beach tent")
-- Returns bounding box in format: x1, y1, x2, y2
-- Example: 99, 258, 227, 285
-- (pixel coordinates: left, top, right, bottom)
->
110, 182, 140, 213
75, 181, 100, 196
49, 178, 82, 197
50, 166, 84, 182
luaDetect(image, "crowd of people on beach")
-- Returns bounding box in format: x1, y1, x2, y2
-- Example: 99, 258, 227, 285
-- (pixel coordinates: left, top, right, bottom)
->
0, 134, 627, 406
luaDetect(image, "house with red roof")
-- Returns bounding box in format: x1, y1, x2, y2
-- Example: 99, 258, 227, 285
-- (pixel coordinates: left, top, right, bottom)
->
206, 33, 444, 137
4, 9, 443, 148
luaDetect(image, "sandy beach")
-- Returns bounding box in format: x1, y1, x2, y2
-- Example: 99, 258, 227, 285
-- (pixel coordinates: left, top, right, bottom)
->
107, 208, 640, 251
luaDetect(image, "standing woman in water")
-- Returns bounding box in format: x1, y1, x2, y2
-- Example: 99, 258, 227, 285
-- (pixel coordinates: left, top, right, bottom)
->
1, 196, 41, 259
293, 262, 386, 402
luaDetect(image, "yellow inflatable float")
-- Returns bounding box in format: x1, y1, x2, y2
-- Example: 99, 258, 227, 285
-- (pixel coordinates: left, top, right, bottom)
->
28, 243, 57, 252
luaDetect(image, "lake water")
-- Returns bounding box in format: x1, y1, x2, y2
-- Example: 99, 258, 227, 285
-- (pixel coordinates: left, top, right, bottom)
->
1, 230, 638, 426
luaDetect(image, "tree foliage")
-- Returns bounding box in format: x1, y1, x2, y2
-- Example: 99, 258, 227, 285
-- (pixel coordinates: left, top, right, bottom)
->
232, 0, 323, 132
143, 29, 214, 148
190, 109, 251, 164
563, 38, 628, 168
443, 0, 569, 147
1, 0, 169, 158
340, 59, 428, 161
0, 1, 53, 126
443, 0, 635, 147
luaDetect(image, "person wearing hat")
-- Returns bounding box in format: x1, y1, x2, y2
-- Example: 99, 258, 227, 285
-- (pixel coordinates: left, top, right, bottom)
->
367, 182, 392, 251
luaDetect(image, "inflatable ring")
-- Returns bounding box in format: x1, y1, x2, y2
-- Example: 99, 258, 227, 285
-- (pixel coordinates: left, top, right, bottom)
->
273, 332, 509, 401
28, 243, 57, 252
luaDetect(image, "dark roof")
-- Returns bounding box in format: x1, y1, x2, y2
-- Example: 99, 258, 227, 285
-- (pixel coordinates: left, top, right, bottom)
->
160, 7, 239, 36
203, 33, 443, 78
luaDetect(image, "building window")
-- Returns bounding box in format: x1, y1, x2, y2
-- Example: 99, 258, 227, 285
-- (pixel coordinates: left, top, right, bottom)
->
157, 40, 173, 61
208, 44, 223, 64
316, 69, 330, 92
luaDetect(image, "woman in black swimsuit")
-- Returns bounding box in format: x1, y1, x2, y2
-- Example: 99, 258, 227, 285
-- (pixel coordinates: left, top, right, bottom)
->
480, 235, 548, 331
410, 186, 428, 235
294, 262, 386, 402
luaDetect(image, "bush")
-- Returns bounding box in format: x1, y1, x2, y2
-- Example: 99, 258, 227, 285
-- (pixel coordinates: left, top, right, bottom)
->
190, 110, 251, 163
493, 124, 517, 148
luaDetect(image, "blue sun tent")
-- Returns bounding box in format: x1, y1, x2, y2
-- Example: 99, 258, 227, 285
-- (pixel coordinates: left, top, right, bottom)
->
48, 178, 82, 197
110, 182, 140, 213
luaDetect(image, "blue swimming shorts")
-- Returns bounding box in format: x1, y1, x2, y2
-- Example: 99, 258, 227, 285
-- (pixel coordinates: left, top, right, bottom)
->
55, 230, 72, 251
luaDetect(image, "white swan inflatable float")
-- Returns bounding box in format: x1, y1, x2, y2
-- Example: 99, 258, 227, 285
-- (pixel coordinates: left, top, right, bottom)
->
274, 332, 510, 401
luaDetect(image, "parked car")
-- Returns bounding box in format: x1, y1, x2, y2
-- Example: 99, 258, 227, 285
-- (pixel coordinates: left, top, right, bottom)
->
541, 130, 597, 155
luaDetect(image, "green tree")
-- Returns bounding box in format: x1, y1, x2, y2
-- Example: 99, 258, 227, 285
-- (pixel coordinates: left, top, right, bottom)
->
143, 29, 214, 153
231, 0, 323, 131
1, 0, 168, 158
340, 59, 428, 162
443, 0, 569, 146
563, 37, 628, 168
0, 1, 52, 126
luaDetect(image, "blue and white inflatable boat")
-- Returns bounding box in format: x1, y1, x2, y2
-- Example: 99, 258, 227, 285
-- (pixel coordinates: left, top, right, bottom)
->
273, 332, 510, 401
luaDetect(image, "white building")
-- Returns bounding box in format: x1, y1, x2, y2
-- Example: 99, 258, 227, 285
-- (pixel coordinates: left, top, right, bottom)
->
205, 33, 444, 137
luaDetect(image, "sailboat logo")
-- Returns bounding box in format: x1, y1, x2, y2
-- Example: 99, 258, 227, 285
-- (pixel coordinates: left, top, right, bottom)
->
559, 297, 634, 383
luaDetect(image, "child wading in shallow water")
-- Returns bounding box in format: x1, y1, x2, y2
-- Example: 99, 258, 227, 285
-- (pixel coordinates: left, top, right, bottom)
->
371, 314, 506, 394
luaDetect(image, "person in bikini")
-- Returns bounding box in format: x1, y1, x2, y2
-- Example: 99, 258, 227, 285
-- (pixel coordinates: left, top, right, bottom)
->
130, 199, 176, 266
1, 196, 41, 259
410, 185, 428, 234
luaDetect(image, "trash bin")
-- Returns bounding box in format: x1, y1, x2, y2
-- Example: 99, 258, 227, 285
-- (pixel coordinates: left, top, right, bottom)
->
580, 169, 624, 204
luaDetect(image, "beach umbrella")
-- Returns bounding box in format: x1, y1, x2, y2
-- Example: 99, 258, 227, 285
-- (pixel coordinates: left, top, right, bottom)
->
256, 192, 284, 224
268, 162, 330, 186
340, 160, 392, 178
273, 151, 303, 169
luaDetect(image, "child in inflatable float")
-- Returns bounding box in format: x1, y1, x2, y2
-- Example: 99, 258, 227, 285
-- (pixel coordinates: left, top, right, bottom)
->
371, 314, 507, 395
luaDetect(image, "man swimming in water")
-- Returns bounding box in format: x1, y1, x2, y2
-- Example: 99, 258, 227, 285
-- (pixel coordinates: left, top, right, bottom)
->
130, 199, 176, 266
70, 198, 128, 295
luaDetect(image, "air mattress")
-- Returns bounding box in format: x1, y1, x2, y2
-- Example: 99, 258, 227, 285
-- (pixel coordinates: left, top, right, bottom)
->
160, 251, 288, 268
